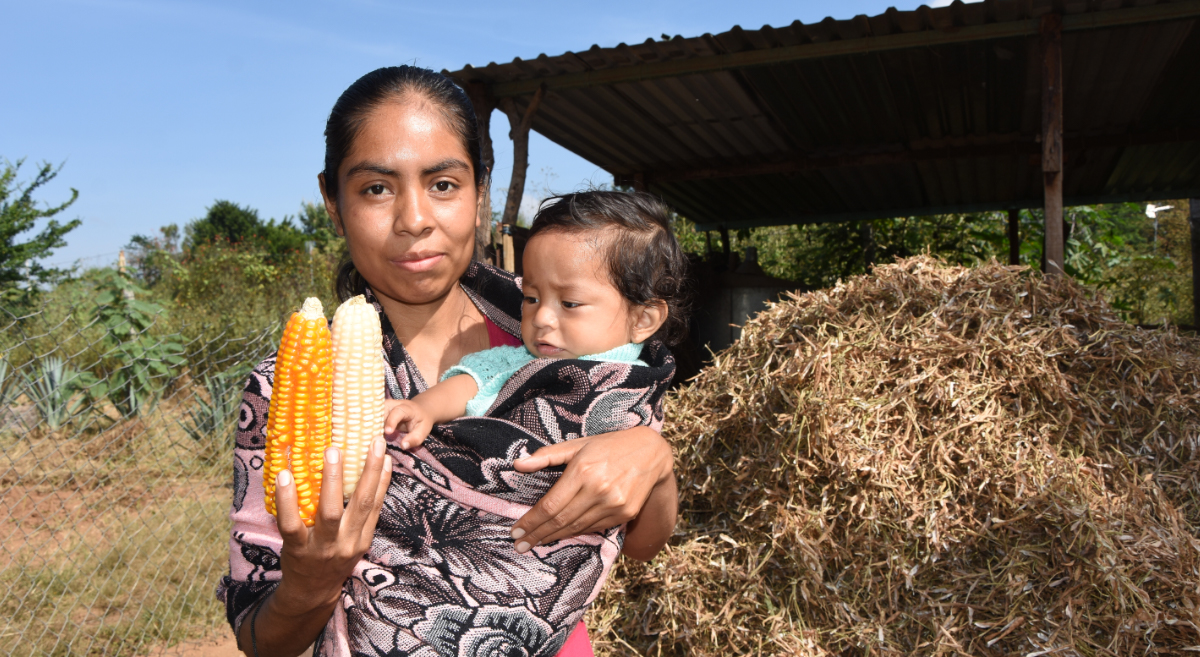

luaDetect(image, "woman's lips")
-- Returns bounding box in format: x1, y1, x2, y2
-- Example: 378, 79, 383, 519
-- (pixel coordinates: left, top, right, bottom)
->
391, 253, 444, 273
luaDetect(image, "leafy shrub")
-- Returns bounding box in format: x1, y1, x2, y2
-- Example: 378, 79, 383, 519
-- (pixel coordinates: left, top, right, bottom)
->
90, 269, 185, 418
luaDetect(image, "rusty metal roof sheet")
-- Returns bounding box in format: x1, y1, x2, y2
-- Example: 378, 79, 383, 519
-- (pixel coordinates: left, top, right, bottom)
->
449, 0, 1200, 230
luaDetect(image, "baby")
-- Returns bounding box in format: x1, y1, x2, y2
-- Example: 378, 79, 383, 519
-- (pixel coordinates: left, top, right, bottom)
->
371, 190, 687, 656
384, 190, 688, 458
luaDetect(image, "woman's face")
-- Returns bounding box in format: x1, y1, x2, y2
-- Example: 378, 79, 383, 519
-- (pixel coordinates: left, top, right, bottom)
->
321, 97, 480, 306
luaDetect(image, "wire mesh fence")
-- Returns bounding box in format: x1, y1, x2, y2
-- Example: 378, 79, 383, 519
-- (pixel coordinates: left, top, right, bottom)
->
0, 298, 278, 656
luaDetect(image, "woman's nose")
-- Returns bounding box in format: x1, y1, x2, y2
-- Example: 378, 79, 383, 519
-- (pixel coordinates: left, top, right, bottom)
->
391, 185, 431, 235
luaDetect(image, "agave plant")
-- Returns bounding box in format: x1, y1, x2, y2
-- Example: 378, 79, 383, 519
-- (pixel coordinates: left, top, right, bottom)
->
181, 368, 245, 461
23, 355, 87, 431
0, 357, 18, 408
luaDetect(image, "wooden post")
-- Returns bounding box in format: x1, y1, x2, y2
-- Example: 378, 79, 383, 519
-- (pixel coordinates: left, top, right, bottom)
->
718, 226, 732, 270
631, 173, 646, 193
1191, 199, 1200, 326
1041, 14, 1064, 276
466, 83, 496, 261
1007, 208, 1021, 265
499, 85, 546, 228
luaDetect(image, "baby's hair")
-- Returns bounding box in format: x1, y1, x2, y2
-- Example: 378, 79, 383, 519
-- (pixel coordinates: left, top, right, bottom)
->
527, 191, 690, 346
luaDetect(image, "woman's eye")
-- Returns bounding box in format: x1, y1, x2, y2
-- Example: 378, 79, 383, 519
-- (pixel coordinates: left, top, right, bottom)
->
433, 181, 453, 192
366, 184, 386, 195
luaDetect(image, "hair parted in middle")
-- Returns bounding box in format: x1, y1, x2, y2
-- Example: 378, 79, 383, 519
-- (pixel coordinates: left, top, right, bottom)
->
324, 65, 487, 302
527, 190, 690, 346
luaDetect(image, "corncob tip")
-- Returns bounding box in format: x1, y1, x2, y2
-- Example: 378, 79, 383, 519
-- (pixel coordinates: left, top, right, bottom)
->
342, 295, 368, 308
299, 297, 324, 319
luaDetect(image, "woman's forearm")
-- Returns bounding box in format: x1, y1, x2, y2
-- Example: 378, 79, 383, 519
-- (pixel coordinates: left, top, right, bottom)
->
236, 580, 340, 657
621, 471, 678, 561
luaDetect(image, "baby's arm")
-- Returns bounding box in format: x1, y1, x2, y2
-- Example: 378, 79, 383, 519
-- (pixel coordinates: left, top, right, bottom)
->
384, 374, 480, 450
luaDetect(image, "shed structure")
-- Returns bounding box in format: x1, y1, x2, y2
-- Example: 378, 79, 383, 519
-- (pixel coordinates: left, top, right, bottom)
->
450, 0, 1200, 282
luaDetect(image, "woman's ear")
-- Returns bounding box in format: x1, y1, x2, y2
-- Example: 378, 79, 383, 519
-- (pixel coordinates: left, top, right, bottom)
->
474, 170, 490, 229
318, 173, 346, 237
630, 300, 668, 344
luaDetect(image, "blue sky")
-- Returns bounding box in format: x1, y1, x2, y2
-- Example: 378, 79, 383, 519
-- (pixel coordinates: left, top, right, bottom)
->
4, 0, 964, 269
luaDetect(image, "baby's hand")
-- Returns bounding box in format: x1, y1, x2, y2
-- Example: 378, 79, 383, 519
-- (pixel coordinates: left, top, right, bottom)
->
383, 399, 434, 450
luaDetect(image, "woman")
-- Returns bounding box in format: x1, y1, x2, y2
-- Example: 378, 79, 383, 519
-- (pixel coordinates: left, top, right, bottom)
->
218, 66, 678, 657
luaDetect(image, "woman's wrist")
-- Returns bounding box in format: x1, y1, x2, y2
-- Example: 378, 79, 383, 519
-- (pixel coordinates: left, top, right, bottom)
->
272, 577, 343, 619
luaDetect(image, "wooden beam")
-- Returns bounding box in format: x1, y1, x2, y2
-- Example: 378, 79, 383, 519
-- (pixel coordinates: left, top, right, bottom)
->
1191, 199, 1199, 327
460, 1, 1200, 98
465, 82, 496, 261
630, 128, 1200, 185
1008, 208, 1021, 266
499, 85, 545, 228
1041, 14, 1065, 277
689, 189, 1200, 232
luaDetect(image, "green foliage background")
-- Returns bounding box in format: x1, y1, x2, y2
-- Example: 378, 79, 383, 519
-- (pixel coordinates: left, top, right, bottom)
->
674, 200, 1195, 326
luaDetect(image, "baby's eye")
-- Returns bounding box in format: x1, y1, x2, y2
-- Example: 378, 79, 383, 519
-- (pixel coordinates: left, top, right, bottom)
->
523, 296, 538, 305
562, 301, 581, 309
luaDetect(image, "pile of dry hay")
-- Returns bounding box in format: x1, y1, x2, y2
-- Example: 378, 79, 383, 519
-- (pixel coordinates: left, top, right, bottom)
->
588, 256, 1200, 656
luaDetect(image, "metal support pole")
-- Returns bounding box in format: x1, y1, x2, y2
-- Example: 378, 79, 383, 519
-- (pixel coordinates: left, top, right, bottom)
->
1007, 208, 1021, 265
1041, 14, 1064, 276
1191, 199, 1200, 326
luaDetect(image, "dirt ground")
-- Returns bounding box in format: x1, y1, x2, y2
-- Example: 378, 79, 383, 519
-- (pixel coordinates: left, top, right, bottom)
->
151, 633, 313, 657
151, 633, 240, 657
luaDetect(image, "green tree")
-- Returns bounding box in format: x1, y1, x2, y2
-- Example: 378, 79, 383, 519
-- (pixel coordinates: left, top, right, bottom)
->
126, 223, 180, 288
296, 200, 340, 249
184, 199, 307, 262
0, 159, 82, 302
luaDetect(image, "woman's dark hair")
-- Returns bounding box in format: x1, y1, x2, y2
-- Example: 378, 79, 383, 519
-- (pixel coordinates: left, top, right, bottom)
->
528, 191, 690, 346
327, 66, 487, 301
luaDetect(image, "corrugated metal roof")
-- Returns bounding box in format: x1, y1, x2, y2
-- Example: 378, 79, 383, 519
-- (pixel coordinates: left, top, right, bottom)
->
449, 0, 1200, 230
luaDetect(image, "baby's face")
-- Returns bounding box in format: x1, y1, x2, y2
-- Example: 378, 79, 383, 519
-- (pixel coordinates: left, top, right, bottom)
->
520, 231, 635, 359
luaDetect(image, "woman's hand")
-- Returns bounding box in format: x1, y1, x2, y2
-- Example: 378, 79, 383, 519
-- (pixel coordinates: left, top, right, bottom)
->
509, 426, 675, 555
238, 439, 392, 656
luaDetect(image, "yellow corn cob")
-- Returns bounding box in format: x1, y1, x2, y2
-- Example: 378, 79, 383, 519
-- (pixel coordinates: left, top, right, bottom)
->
331, 295, 385, 500
264, 297, 333, 526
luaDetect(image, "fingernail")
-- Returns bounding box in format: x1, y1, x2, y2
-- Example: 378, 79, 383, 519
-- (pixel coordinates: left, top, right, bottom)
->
511, 528, 525, 540
515, 541, 531, 554
277, 469, 292, 487
325, 447, 339, 464
383, 455, 393, 471
373, 438, 385, 457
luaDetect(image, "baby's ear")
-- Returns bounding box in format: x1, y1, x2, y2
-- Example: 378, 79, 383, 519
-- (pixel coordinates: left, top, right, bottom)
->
630, 300, 668, 344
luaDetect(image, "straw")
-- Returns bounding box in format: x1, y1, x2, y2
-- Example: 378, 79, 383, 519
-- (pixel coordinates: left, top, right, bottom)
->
589, 256, 1200, 656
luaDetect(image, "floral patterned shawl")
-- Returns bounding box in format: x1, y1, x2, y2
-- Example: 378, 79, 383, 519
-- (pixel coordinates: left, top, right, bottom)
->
217, 262, 675, 657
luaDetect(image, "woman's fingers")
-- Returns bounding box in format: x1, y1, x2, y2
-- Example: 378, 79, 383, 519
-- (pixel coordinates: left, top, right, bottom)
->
512, 437, 589, 473
510, 470, 588, 551
358, 455, 393, 546
313, 447, 345, 541
341, 438, 387, 536
512, 428, 671, 548
274, 469, 308, 544
520, 504, 623, 551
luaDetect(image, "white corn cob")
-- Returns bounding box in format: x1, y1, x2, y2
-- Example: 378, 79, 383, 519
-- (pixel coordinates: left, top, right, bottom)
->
331, 295, 385, 499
